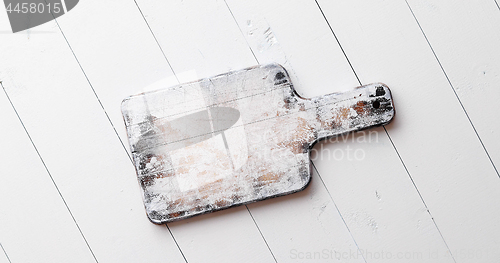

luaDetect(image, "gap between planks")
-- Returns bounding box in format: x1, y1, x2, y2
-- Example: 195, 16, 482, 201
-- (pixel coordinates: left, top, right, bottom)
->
223, 0, 370, 261
314, 0, 459, 262
46, 1, 282, 262
222, 1, 367, 261
19, 2, 184, 261
45, 8, 189, 263
310, 162, 368, 263
403, 0, 499, 179
132, 1, 277, 262
1, 83, 99, 263
0, 243, 12, 263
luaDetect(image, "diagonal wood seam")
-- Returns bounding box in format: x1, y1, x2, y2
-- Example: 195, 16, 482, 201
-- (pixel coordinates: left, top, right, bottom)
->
404, 0, 499, 179
0, 242, 12, 263
221, 1, 369, 262
311, 1, 500, 262
313, 1, 458, 262
43, 6, 189, 262
1, 83, 99, 263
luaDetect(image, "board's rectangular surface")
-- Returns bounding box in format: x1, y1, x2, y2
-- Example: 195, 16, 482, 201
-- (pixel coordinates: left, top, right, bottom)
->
122, 64, 394, 223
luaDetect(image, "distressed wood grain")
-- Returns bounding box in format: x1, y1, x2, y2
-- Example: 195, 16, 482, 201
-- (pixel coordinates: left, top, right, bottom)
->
122, 64, 394, 223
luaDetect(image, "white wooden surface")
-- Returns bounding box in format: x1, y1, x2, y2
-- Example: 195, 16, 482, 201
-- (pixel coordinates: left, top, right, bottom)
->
0, 0, 499, 262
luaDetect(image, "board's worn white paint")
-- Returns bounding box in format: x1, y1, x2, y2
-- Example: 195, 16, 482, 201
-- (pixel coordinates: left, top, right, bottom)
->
122, 64, 394, 223
225, 1, 455, 262
406, 0, 500, 175
0, 20, 186, 263
0, 91, 95, 262
316, 0, 500, 262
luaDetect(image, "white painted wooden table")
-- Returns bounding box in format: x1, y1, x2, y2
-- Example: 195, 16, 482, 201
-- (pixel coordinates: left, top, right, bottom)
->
1, 1, 499, 262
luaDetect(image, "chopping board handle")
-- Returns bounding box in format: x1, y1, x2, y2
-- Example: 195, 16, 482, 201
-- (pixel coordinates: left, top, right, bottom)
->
309, 83, 395, 140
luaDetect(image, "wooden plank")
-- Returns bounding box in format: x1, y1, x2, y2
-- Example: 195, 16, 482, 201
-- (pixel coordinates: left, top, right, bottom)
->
225, 0, 456, 262
224, 0, 360, 97
133, 0, 256, 80
313, 129, 455, 263
247, 168, 368, 262
405, 0, 500, 175
0, 244, 10, 263
52, 0, 275, 262
53, 0, 179, 153
132, 0, 367, 262
168, 206, 276, 263
0, 20, 186, 263
123, 1, 276, 262
0, 90, 96, 262
316, 0, 500, 262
